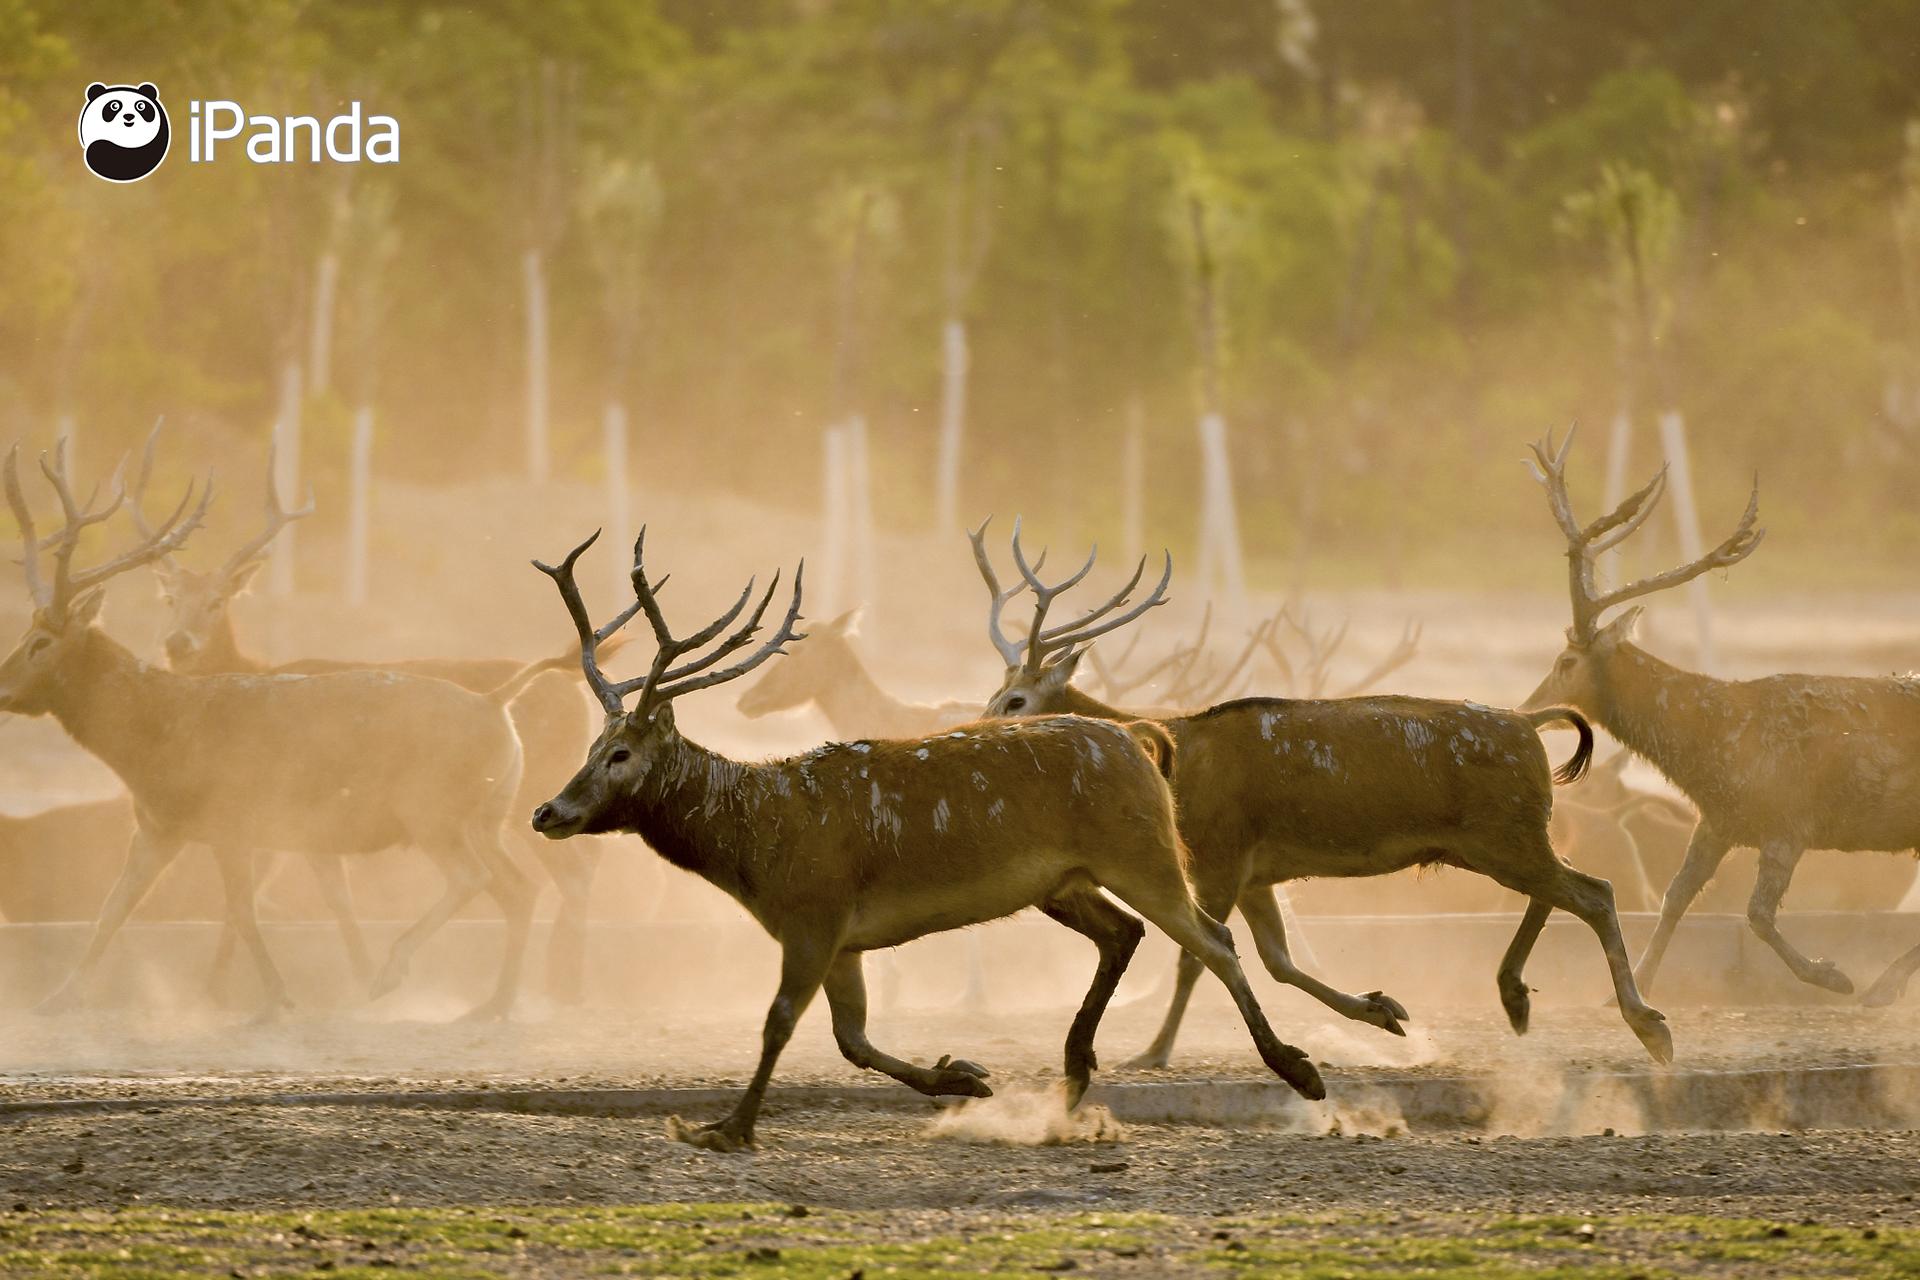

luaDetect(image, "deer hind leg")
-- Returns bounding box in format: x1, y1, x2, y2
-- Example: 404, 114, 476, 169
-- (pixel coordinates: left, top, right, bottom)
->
671, 933, 837, 1153
1121, 869, 1239, 1071
368, 842, 488, 1002
302, 853, 374, 993
37, 826, 185, 1014
1514, 853, 1672, 1064
1748, 841, 1853, 994
459, 826, 536, 1023
532, 837, 597, 1005
210, 845, 294, 1020
822, 952, 992, 1099
1040, 889, 1146, 1107
1634, 821, 1733, 994
1100, 854, 1324, 1100
1863, 921, 1920, 1008
1495, 899, 1553, 1034
1239, 883, 1410, 1036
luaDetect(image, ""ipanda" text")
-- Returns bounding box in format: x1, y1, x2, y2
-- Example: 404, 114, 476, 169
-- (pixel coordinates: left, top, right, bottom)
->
190, 100, 399, 164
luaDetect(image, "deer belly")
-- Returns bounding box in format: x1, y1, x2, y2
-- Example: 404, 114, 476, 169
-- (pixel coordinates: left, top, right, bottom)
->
1253, 835, 1459, 881
845, 862, 1064, 950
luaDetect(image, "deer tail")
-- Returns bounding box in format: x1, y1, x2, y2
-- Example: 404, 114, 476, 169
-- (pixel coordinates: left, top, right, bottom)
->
1524, 706, 1593, 785
1123, 719, 1178, 781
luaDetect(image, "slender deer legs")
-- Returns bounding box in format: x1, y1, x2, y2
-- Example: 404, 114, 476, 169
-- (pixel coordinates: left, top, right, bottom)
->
210, 845, 294, 1017
304, 852, 375, 990
672, 935, 836, 1153
1633, 821, 1733, 994
823, 952, 991, 1097
1239, 883, 1410, 1036
459, 826, 536, 1022
1121, 872, 1235, 1071
37, 826, 185, 1013
369, 843, 490, 1001
531, 839, 596, 1005
1863, 934, 1920, 1007
1040, 889, 1147, 1106
1748, 840, 1853, 994
1495, 898, 1553, 1034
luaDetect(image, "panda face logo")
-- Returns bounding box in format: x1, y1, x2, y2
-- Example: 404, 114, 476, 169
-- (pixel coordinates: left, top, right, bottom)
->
79, 82, 169, 182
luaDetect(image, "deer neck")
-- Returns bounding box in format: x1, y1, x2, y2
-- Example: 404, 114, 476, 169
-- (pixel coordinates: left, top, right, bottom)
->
616, 732, 762, 903
1058, 684, 1129, 723
201, 613, 266, 674
1588, 641, 1731, 798
811, 647, 906, 738
47, 630, 189, 795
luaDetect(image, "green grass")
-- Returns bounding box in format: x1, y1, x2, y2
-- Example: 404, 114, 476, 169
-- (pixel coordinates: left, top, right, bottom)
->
0, 1203, 1910, 1278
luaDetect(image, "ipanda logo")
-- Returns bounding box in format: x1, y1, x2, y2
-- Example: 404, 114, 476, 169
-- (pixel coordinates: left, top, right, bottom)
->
79, 81, 399, 182
79, 82, 170, 182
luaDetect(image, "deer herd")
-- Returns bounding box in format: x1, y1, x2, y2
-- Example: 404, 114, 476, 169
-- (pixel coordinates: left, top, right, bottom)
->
1, 422, 1916, 1150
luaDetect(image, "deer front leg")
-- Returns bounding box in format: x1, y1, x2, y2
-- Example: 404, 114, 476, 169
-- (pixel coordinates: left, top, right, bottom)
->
457, 826, 535, 1023
1496, 899, 1552, 1034
669, 935, 835, 1153
822, 952, 992, 1099
1862, 931, 1920, 1008
210, 845, 294, 1019
1040, 889, 1146, 1107
38, 826, 184, 1014
369, 843, 487, 1001
1238, 884, 1410, 1036
1749, 841, 1853, 994
533, 838, 597, 1005
303, 853, 374, 992
1633, 820, 1733, 995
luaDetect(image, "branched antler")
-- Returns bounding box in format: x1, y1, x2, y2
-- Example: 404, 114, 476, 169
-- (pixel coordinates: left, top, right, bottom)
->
534, 527, 803, 717
1527, 425, 1763, 641
967, 516, 1031, 667
971, 514, 1171, 673
6, 435, 212, 620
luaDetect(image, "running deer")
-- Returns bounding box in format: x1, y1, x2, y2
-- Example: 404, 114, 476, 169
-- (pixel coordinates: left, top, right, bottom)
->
1522, 428, 1920, 1003
528, 528, 1324, 1151
0, 442, 547, 1019
972, 517, 1672, 1066
128, 427, 602, 1002
736, 607, 980, 735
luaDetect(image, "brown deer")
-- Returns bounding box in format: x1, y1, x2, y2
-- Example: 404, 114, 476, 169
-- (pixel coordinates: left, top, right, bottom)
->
1521, 428, 1920, 1004
736, 607, 980, 735
971, 517, 1671, 1067
527, 528, 1324, 1151
0, 442, 545, 1020
127, 428, 602, 1002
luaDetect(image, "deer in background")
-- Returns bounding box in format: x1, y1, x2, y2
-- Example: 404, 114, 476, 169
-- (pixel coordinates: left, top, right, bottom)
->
1522, 428, 1920, 1003
0, 442, 547, 1020
972, 517, 1671, 1067
129, 427, 603, 1003
529, 528, 1324, 1151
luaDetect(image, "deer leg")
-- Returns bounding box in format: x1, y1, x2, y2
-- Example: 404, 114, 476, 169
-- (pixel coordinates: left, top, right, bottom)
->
1634, 821, 1733, 994
457, 827, 536, 1023
951, 933, 990, 1013
369, 844, 488, 1001
1040, 889, 1147, 1107
1748, 841, 1853, 994
1495, 899, 1553, 1034
1103, 861, 1323, 1100
210, 845, 294, 1019
1238, 883, 1410, 1036
1537, 861, 1671, 1063
1121, 869, 1241, 1070
37, 826, 184, 1013
822, 951, 992, 1099
1863, 929, 1920, 1008
533, 838, 596, 1005
303, 854, 374, 992
670, 935, 836, 1153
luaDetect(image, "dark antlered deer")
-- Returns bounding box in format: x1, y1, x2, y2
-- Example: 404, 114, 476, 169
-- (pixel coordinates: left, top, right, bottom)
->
528, 528, 1324, 1151
129, 428, 602, 1001
1522, 429, 1920, 1003
972, 517, 1671, 1066
736, 607, 980, 735
0, 442, 547, 1019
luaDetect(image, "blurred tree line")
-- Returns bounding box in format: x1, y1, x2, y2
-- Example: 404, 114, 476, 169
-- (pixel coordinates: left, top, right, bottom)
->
4, 0, 1920, 587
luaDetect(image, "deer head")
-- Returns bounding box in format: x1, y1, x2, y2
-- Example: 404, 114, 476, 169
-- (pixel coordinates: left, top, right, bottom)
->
529, 528, 803, 838
131, 422, 311, 670
735, 607, 861, 719
969, 516, 1171, 716
1521, 426, 1763, 713
0, 439, 210, 714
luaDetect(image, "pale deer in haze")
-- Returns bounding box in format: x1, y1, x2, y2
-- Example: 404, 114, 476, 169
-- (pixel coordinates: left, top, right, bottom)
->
0, 442, 549, 1019
972, 517, 1671, 1066
1522, 428, 1920, 1003
129, 427, 603, 1002
736, 607, 980, 735
528, 528, 1325, 1151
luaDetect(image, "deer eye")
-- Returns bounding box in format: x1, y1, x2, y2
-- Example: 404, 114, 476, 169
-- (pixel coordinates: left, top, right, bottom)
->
1557, 654, 1578, 672
607, 747, 631, 766
26, 635, 52, 657
1004, 695, 1026, 711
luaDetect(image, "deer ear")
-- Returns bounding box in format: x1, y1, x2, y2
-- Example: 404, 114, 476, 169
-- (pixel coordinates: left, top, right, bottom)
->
828, 607, 863, 637
68, 587, 107, 630
151, 561, 179, 593
1598, 606, 1644, 643
228, 558, 267, 596
1039, 647, 1085, 691
648, 703, 676, 733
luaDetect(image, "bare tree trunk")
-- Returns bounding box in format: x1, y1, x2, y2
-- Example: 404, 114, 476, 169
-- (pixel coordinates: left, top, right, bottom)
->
523, 248, 550, 486
847, 414, 876, 626
1187, 198, 1247, 619
345, 408, 373, 606
269, 359, 304, 601
820, 426, 850, 617
309, 250, 341, 399
603, 401, 631, 603
933, 317, 969, 533
1656, 410, 1716, 671
1121, 399, 1145, 560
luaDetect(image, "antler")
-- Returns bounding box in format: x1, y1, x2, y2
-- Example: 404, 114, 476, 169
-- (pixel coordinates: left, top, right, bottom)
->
1527, 425, 1763, 641
6, 436, 212, 621
534, 527, 804, 718
1329, 619, 1422, 698
1169, 607, 1276, 706
979, 515, 1170, 672
967, 516, 1030, 667
1085, 605, 1211, 702
222, 431, 313, 582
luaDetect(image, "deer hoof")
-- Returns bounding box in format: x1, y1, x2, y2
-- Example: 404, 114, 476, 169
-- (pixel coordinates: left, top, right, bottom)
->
1359, 991, 1409, 1035
1862, 973, 1908, 1008
368, 961, 407, 1001
934, 1054, 989, 1079
1271, 1047, 1326, 1101
1806, 960, 1855, 995
1630, 1008, 1673, 1065
1499, 980, 1532, 1036
666, 1115, 752, 1154
1120, 1049, 1171, 1072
